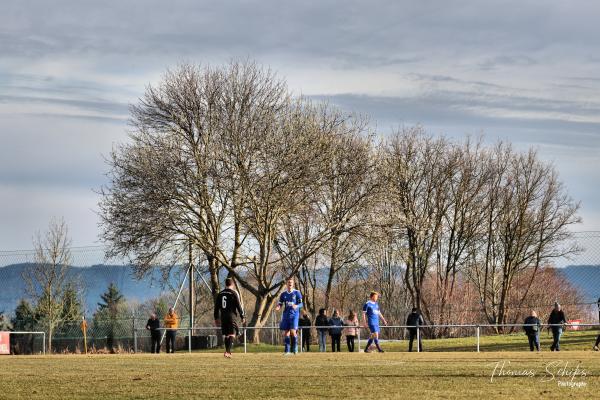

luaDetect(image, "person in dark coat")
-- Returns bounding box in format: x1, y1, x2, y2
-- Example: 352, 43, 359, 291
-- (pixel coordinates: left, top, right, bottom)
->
547, 302, 567, 351
145, 313, 161, 353
328, 309, 344, 352
406, 308, 424, 352
315, 308, 329, 352
298, 309, 312, 352
523, 310, 541, 352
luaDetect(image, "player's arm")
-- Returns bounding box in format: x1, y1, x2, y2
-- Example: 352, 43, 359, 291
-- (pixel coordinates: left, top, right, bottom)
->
275, 292, 284, 311
379, 310, 387, 325
293, 291, 303, 310
234, 291, 246, 323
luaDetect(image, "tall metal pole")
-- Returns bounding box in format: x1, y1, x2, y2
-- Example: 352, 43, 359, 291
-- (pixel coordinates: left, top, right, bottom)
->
188, 241, 194, 354
476, 326, 480, 353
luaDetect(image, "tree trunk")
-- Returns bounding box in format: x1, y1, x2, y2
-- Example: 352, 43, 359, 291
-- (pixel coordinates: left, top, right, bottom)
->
248, 291, 280, 343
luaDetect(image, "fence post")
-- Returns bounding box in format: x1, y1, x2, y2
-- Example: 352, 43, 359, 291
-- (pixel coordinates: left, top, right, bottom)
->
133, 329, 138, 353
358, 327, 361, 352
188, 328, 192, 354
132, 314, 136, 353
244, 328, 247, 354
476, 325, 480, 353
299, 329, 303, 353
416, 327, 420, 353
43, 332, 46, 355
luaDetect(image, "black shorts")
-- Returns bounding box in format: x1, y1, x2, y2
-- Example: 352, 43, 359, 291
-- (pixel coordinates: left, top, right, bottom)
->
221, 317, 239, 336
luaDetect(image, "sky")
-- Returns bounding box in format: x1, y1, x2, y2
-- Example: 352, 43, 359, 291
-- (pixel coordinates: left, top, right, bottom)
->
1, 0, 599, 250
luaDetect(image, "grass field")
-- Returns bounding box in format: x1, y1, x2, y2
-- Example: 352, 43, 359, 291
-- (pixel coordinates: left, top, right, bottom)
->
1, 351, 599, 399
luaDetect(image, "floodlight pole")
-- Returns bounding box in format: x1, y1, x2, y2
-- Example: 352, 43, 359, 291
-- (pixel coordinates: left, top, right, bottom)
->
597, 297, 600, 324
188, 241, 194, 354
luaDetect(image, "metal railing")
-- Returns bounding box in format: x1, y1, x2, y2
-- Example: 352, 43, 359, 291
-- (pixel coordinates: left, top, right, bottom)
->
132, 323, 600, 354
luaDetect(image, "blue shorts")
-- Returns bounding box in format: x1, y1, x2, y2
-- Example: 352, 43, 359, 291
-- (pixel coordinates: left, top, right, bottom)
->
368, 324, 380, 334
280, 316, 299, 331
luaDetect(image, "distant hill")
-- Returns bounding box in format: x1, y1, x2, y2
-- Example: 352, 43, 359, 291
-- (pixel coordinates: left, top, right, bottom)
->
0, 263, 177, 315
1, 263, 598, 316
557, 265, 600, 302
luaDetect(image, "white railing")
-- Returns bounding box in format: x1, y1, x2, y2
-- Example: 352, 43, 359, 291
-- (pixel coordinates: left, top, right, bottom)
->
133, 323, 600, 354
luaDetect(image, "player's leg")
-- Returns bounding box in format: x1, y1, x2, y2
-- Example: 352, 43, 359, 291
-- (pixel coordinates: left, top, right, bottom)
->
224, 334, 235, 357
283, 330, 291, 354
290, 329, 298, 354
365, 331, 374, 352
594, 334, 600, 350
373, 331, 383, 352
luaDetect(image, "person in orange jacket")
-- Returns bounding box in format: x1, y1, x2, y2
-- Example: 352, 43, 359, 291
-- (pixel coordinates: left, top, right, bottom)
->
164, 307, 179, 353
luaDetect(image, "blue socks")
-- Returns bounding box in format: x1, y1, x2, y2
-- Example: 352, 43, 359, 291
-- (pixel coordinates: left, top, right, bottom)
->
291, 336, 297, 353
374, 338, 381, 350
366, 338, 373, 350
284, 336, 291, 353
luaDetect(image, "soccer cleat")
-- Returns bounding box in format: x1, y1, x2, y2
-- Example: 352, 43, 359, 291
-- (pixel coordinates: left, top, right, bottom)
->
283, 352, 292, 356
594, 345, 599, 351
364, 348, 371, 353
377, 349, 385, 353
224, 352, 231, 358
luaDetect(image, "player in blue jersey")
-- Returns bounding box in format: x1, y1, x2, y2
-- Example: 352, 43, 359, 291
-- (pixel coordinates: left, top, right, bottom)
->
362, 291, 387, 353
276, 277, 303, 355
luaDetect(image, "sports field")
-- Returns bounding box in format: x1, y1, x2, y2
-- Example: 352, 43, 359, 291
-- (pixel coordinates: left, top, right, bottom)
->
1, 351, 598, 400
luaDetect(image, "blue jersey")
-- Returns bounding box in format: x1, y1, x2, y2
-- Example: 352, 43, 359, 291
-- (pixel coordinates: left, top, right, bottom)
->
363, 300, 381, 326
279, 289, 303, 320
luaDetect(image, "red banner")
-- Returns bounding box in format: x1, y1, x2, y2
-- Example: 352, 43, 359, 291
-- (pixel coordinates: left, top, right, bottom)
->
0, 332, 9, 355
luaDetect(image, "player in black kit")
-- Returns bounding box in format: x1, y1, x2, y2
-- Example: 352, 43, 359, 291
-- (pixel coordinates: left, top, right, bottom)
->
214, 278, 246, 358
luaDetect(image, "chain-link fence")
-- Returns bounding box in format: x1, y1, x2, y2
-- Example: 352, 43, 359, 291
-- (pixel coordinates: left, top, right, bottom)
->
1, 232, 599, 353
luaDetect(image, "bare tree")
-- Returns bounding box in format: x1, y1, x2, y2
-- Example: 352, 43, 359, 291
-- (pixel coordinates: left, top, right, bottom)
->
23, 217, 75, 352
468, 144, 580, 328
382, 127, 453, 311
317, 123, 380, 310
100, 62, 359, 340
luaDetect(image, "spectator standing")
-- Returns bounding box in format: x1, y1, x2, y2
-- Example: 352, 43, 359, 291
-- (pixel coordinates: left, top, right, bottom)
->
406, 308, 424, 352
315, 308, 328, 352
523, 310, 541, 352
164, 307, 179, 353
298, 310, 312, 352
547, 302, 566, 352
329, 309, 343, 352
344, 311, 359, 352
145, 313, 161, 353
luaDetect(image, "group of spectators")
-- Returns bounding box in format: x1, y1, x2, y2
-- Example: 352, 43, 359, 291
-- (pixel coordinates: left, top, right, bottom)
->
523, 302, 568, 352
144, 307, 179, 354
297, 307, 425, 353
145, 300, 600, 354
299, 309, 360, 352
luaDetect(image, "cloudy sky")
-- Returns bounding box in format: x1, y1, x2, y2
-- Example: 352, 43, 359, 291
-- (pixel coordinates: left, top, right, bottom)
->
1, 0, 599, 250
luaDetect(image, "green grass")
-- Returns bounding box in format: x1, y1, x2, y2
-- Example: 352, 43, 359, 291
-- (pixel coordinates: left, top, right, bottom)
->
1, 351, 599, 399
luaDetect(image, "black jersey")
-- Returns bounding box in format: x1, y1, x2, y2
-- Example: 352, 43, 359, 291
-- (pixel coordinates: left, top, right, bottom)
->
214, 288, 245, 321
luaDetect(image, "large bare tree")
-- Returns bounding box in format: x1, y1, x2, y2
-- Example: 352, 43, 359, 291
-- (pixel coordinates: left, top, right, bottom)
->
469, 144, 580, 328
100, 62, 360, 339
